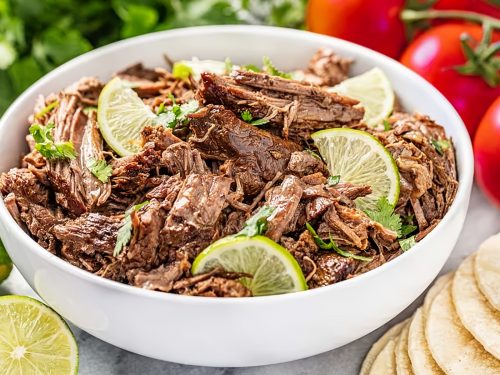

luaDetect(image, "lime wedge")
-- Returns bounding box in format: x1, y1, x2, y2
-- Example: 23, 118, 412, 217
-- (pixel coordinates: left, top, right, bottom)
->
328, 68, 395, 128
0, 295, 78, 374
312, 128, 400, 211
192, 236, 307, 296
97, 77, 157, 156
0, 239, 12, 284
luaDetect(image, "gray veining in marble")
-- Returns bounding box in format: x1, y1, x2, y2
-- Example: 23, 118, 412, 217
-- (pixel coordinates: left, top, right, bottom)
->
2, 185, 499, 375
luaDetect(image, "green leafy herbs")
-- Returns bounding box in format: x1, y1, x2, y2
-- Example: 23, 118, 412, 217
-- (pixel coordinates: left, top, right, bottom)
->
262, 56, 292, 79
240, 110, 269, 126
114, 201, 150, 257
155, 98, 199, 129
364, 197, 402, 236
305, 222, 373, 262
431, 139, 451, 156
327, 175, 340, 186
383, 119, 392, 131
172, 62, 193, 80
34, 100, 59, 119
86, 158, 112, 183
224, 57, 233, 74
236, 206, 275, 237
399, 236, 417, 252
29, 123, 77, 160
242, 64, 262, 72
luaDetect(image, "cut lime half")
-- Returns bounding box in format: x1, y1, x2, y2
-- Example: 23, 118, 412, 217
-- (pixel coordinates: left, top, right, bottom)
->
312, 128, 400, 211
0, 295, 78, 374
328, 67, 395, 128
192, 236, 307, 296
97, 77, 157, 156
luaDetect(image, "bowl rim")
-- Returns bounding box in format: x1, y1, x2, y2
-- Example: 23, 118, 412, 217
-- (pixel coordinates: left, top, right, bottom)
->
0, 25, 474, 304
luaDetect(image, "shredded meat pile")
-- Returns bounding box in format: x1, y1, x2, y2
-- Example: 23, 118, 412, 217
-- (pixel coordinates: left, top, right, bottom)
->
0, 49, 458, 297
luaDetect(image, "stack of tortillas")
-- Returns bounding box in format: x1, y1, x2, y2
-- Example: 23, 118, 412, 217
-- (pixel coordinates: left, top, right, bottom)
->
360, 233, 500, 375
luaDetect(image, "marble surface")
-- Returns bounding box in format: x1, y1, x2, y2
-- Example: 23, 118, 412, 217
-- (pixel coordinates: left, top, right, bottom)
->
2, 185, 499, 375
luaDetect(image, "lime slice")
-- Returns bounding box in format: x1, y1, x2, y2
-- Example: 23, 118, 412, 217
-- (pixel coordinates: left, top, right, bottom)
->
0, 295, 78, 374
328, 67, 395, 128
97, 77, 157, 156
312, 128, 400, 211
0, 239, 12, 284
192, 236, 307, 296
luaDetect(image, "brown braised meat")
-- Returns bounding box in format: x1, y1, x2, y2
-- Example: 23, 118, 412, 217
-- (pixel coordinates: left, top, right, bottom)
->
189, 105, 302, 195
198, 71, 364, 143
0, 48, 458, 297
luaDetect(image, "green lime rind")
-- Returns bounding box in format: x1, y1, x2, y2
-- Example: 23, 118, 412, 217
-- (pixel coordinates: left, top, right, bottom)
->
0, 295, 79, 374
0, 239, 12, 283
97, 77, 157, 157
192, 235, 307, 296
312, 128, 400, 211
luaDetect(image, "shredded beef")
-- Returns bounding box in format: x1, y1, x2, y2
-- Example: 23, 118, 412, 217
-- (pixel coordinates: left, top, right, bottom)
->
303, 47, 352, 86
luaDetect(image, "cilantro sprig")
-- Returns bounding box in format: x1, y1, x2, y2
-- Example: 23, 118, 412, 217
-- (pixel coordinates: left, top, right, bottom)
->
431, 139, 451, 156
86, 158, 112, 183
29, 123, 77, 160
262, 56, 292, 79
236, 206, 275, 237
305, 222, 372, 262
399, 236, 417, 252
114, 201, 150, 257
327, 175, 340, 186
155, 96, 199, 129
240, 110, 269, 126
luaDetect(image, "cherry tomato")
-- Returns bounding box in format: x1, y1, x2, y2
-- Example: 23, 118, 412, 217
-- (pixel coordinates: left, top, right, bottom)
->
306, 0, 407, 59
474, 97, 500, 207
400, 23, 500, 137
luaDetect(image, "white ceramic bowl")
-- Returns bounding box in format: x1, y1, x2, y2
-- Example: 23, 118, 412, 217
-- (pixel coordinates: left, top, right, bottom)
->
0, 26, 473, 367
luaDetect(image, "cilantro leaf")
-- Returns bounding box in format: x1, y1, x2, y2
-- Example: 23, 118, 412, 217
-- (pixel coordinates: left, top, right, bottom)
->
224, 57, 233, 74
172, 62, 193, 80
114, 201, 150, 257
327, 175, 340, 186
305, 222, 372, 262
29, 123, 77, 160
431, 139, 451, 156
155, 99, 199, 129
249, 118, 269, 126
86, 158, 112, 183
383, 119, 391, 131
236, 206, 275, 237
400, 224, 417, 237
262, 56, 292, 79
241, 110, 253, 122
399, 236, 417, 252
365, 197, 402, 236
242, 64, 262, 72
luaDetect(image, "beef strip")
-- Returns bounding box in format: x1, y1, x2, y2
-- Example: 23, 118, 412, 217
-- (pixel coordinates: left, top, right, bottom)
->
173, 269, 252, 297
133, 256, 191, 292
309, 253, 358, 288
160, 173, 232, 260
264, 175, 304, 241
189, 105, 301, 195
161, 142, 209, 178
46, 78, 110, 215
0, 168, 49, 206
198, 71, 364, 143
286, 151, 327, 176
53, 213, 121, 270
303, 47, 352, 86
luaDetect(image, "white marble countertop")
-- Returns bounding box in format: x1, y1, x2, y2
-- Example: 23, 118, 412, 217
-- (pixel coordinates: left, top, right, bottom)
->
2, 185, 499, 375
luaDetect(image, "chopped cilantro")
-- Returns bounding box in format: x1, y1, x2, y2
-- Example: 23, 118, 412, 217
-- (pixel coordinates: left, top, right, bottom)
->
305, 222, 372, 262
399, 236, 417, 252
155, 99, 199, 129
327, 175, 341, 186
364, 197, 402, 236
242, 64, 262, 72
156, 102, 166, 115
172, 62, 193, 80
262, 56, 292, 79
431, 139, 451, 156
114, 201, 150, 257
29, 123, 77, 160
86, 158, 112, 183
236, 206, 275, 237
224, 57, 233, 74
34, 100, 59, 119
383, 119, 391, 131
240, 109, 269, 126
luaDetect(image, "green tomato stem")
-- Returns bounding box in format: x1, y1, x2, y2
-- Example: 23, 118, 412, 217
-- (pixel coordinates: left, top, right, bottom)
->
401, 9, 500, 29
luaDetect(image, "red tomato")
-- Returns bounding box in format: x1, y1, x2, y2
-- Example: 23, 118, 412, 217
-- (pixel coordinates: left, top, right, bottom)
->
306, 0, 407, 59
400, 23, 500, 137
474, 97, 500, 207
